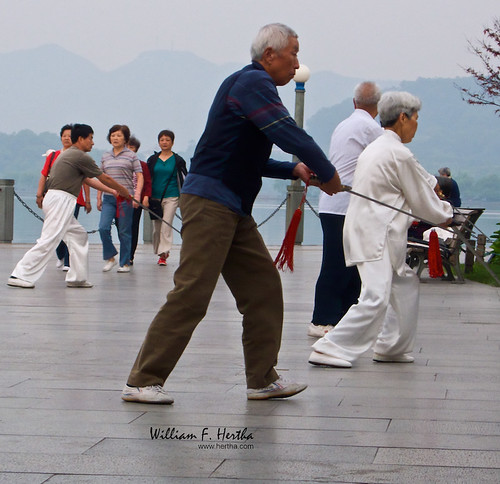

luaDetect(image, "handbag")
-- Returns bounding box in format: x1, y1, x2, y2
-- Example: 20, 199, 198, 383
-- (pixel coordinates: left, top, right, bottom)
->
149, 162, 176, 220
148, 198, 164, 219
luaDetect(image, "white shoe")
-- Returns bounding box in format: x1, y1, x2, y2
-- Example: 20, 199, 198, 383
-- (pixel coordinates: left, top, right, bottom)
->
102, 259, 117, 272
7, 276, 34, 288
56, 259, 64, 269
373, 353, 414, 363
308, 350, 352, 368
246, 376, 307, 400
117, 265, 130, 273
121, 384, 174, 404
66, 281, 93, 288
307, 323, 335, 338
62, 266, 70, 272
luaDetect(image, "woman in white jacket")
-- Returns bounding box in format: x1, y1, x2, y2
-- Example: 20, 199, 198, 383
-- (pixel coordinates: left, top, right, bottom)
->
309, 91, 453, 368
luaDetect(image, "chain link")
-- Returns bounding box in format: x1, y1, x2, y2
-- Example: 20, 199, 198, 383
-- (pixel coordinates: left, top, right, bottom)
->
13, 190, 45, 222
13, 190, 311, 234
304, 198, 320, 218
13, 189, 112, 234
256, 197, 287, 227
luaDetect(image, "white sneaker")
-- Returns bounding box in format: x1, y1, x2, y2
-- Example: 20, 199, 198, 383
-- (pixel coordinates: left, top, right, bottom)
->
247, 376, 307, 400
117, 265, 130, 273
62, 266, 70, 272
121, 384, 174, 404
7, 276, 34, 288
102, 259, 117, 272
373, 353, 414, 363
56, 259, 64, 269
66, 281, 93, 288
307, 323, 334, 338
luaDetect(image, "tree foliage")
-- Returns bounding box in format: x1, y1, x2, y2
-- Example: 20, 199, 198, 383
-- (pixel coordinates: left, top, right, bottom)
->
459, 18, 500, 115
488, 223, 500, 264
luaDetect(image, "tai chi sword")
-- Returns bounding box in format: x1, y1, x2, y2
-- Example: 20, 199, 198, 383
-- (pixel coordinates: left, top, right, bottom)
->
340, 185, 500, 287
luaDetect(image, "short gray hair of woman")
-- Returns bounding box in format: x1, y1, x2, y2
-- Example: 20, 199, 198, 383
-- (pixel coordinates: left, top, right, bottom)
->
378, 91, 422, 127
251, 23, 298, 61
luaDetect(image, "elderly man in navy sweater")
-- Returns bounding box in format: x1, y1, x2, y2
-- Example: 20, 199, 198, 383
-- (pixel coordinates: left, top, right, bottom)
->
122, 23, 341, 404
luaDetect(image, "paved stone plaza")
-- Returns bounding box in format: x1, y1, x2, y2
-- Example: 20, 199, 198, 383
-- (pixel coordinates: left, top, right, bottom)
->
0, 243, 499, 483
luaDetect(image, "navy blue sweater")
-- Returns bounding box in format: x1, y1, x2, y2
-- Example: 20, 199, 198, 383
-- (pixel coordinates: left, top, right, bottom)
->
184, 61, 335, 215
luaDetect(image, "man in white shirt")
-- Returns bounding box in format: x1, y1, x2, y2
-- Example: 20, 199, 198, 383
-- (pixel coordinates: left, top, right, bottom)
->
309, 91, 453, 368
308, 82, 384, 338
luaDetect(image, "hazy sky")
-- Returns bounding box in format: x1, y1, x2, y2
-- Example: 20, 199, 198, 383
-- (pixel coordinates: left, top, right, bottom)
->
0, 0, 498, 80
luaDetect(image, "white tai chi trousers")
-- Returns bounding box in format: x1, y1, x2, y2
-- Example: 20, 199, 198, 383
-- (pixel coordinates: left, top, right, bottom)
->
312, 243, 420, 362
11, 190, 89, 284
153, 196, 179, 256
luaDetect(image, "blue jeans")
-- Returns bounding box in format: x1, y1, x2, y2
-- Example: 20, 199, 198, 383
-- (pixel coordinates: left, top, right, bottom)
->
99, 194, 133, 267
311, 213, 361, 326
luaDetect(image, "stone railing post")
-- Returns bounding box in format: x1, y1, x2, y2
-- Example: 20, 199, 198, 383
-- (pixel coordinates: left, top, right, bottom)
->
143, 212, 153, 243
0, 179, 14, 243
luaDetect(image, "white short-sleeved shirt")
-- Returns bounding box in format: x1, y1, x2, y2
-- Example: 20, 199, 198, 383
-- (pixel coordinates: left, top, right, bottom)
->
318, 109, 383, 215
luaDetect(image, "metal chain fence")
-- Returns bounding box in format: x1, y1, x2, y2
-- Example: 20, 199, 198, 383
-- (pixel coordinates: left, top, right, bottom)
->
13, 191, 313, 235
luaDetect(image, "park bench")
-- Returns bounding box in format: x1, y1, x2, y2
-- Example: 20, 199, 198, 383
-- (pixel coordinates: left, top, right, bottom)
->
406, 207, 485, 282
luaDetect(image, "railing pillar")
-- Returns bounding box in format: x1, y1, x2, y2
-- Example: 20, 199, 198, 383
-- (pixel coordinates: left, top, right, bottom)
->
142, 211, 153, 243
464, 239, 476, 273
0, 179, 15, 243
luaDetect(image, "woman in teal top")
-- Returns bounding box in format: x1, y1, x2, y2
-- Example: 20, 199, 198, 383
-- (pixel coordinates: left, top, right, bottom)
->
146, 130, 187, 266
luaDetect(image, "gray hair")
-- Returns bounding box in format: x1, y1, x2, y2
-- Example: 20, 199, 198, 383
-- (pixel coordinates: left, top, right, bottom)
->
378, 91, 422, 127
251, 23, 298, 61
354, 81, 382, 106
438, 167, 451, 177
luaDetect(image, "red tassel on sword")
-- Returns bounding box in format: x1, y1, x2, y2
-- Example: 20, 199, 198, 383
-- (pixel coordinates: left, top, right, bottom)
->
428, 229, 444, 278
115, 195, 131, 218
274, 183, 308, 272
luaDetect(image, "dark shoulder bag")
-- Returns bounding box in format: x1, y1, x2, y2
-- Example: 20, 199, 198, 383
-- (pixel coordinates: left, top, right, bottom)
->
149, 168, 175, 220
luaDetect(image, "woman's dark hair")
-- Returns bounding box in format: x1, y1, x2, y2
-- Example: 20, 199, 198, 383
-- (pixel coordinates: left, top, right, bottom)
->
128, 135, 141, 151
157, 129, 175, 142
436, 176, 452, 199
107, 124, 131, 144
71, 124, 94, 143
60, 124, 73, 137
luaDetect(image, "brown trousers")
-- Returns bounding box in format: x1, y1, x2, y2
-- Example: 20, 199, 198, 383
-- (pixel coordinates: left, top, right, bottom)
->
127, 194, 283, 389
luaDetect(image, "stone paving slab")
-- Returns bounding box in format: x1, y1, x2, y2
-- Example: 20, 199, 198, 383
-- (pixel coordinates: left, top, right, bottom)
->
0, 243, 499, 482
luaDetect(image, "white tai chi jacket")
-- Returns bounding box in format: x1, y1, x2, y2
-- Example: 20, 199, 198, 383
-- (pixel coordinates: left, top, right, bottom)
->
343, 130, 453, 276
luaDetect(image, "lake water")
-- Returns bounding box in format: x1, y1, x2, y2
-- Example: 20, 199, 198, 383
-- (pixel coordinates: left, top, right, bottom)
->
10, 193, 500, 247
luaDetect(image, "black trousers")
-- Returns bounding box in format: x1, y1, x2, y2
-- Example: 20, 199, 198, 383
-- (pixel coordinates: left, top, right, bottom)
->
311, 213, 361, 326
130, 206, 143, 262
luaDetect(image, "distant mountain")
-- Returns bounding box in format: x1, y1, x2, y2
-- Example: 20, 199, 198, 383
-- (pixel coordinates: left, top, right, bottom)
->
0, 45, 234, 153
0, 44, 366, 152
307, 76, 500, 178
0, 44, 499, 200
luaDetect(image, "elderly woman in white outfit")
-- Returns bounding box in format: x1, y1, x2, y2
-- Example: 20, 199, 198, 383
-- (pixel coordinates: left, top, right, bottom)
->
309, 91, 453, 368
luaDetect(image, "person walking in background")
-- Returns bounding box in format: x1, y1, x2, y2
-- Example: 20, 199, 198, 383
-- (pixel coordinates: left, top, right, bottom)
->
146, 130, 187, 266
36, 124, 92, 271
127, 136, 152, 266
309, 91, 453, 369
438, 166, 461, 207
308, 82, 383, 338
122, 23, 341, 405
97, 124, 143, 273
8, 124, 130, 289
